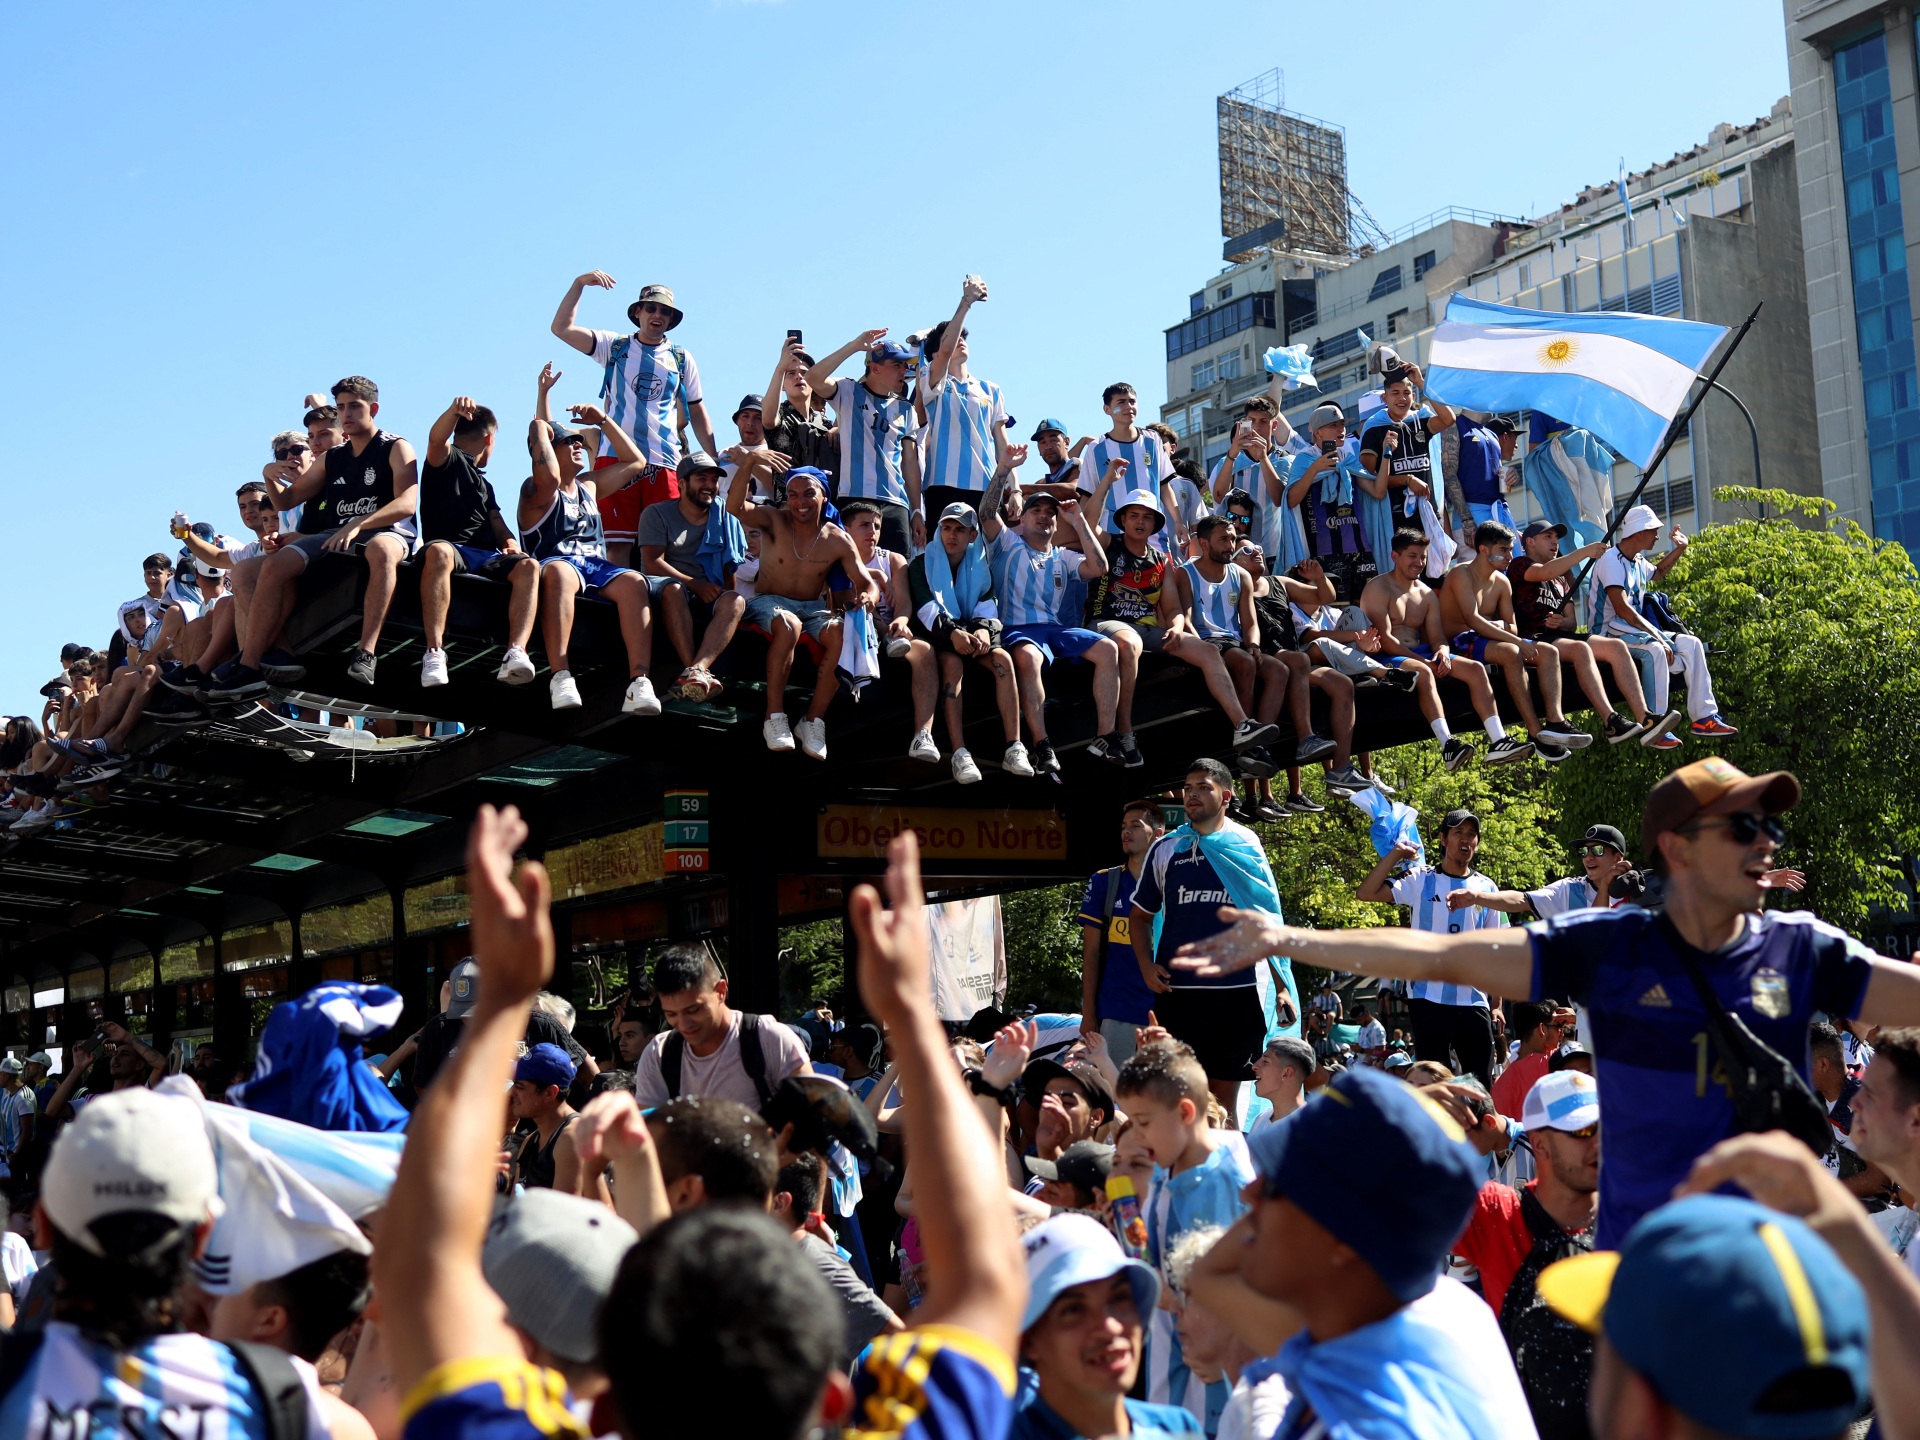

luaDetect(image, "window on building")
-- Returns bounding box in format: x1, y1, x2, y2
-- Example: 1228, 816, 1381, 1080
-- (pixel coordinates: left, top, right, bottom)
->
1218, 352, 1242, 381
1191, 358, 1216, 390
1166, 409, 1190, 437
1413, 251, 1437, 279
1217, 284, 1233, 301
1165, 292, 1277, 360
1386, 307, 1409, 336
1369, 266, 1404, 300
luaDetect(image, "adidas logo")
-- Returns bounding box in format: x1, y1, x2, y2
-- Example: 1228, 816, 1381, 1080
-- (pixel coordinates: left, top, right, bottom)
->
1638, 983, 1673, 1008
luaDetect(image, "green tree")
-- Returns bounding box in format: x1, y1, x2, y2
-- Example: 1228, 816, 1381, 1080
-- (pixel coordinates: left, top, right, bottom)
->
1548, 488, 1920, 933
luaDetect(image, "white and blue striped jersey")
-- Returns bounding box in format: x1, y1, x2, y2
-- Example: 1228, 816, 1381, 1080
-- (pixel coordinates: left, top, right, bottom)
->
1, 1321, 331, 1440
1181, 561, 1245, 641
990, 528, 1079, 626
588, 330, 702, 470
919, 373, 1007, 493
1389, 866, 1507, 1008
521, 482, 606, 560
831, 377, 915, 507
1078, 429, 1172, 536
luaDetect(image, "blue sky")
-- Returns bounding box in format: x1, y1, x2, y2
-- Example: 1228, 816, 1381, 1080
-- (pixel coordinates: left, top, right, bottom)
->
0, 1, 1789, 703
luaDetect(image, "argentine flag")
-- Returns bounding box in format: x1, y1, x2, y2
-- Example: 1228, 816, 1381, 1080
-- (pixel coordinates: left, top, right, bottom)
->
1425, 295, 1728, 469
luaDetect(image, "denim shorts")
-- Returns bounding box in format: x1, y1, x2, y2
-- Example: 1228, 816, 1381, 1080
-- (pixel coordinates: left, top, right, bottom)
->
745, 591, 835, 640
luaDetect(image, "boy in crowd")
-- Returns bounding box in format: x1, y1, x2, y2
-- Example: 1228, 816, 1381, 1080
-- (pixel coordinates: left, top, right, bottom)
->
1247, 1035, 1316, 1132
1286, 402, 1381, 603
414, 397, 539, 688
1358, 363, 1451, 510
807, 330, 923, 554
520, 400, 663, 717
918, 275, 1010, 526
760, 336, 835, 475
728, 456, 878, 761
1078, 799, 1167, 1063
1077, 383, 1184, 549
550, 271, 717, 563
1114, 1039, 1254, 1419
840, 499, 940, 763
1361, 529, 1536, 769
1440, 521, 1596, 763
979, 468, 1124, 775
640, 451, 749, 703
905, 501, 1028, 784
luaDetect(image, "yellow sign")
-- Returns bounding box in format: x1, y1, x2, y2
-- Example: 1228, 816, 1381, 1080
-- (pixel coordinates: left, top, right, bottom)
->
547, 822, 665, 900
817, 806, 1067, 862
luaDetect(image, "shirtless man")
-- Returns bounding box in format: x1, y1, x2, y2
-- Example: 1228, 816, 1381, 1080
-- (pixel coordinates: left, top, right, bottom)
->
517, 381, 662, 717
727, 455, 878, 761
1439, 521, 1593, 764
1360, 529, 1534, 770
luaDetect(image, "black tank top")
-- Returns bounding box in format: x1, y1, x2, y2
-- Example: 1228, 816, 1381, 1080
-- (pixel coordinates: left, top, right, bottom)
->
323, 431, 402, 530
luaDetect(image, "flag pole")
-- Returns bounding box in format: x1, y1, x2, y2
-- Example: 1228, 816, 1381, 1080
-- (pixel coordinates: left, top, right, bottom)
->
1565, 300, 1763, 595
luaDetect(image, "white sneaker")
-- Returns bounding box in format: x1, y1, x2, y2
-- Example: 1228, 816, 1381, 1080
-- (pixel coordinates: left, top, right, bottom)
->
622, 674, 662, 716
952, 748, 983, 784
497, 646, 536, 685
420, 648, 449, 687
1002, 741, 1035, 777
763, 713, 796, 752
908, 730, 940, 764
550, 671, 582, 710
796, 716, 828, 761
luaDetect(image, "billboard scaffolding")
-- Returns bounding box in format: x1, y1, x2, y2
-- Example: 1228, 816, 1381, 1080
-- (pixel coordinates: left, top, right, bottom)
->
1218, 69, 1352, 263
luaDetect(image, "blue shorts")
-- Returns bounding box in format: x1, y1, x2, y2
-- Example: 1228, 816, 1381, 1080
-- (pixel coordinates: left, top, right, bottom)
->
1004, 623, 1106, 665
430, 542, 527, 579
745, 591, 835, 640
1451, 630, 1493, 662
544, 553, 633, 593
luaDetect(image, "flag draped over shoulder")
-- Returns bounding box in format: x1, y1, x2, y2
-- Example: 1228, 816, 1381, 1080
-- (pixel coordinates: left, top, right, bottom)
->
1153, 823, 1301, 1045
228, 981, 409, 1133
1426, 295, 1727, 469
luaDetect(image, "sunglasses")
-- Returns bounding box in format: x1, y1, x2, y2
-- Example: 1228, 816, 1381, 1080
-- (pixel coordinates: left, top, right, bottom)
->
1554, 1124, 1599, 1140
1680, 811, 1786, 846
637, 302, 672, 314
1576, 843, 1618, 859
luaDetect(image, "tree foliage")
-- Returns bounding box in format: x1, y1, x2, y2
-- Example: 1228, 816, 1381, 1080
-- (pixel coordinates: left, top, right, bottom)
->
1547, 489, 1920, 933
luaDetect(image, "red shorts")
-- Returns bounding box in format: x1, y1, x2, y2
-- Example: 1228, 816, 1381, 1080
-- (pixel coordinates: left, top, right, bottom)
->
593, 456, 678, 543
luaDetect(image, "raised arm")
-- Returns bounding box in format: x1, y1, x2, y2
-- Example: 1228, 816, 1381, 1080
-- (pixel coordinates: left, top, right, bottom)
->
806, 328, 888, 397
427, 397, 476, 469
571, 1089, 671, 1237
44, 1039, 96, 1121
1065, 498, 1109, 580
551, 270, 616, 356
1522, 539, 1606, 582
1406, 365, 1455, 430
1356, 842, 1414, 905
762, 336, 802, 429
725, 448, 781, 532
848, 833, 1023, 1353
980, 464, 1014, 543
1649, 527, 1689, 582
925, 276, 986, 391
374, 806, 555, 1403
1859, 953, 1920, 1029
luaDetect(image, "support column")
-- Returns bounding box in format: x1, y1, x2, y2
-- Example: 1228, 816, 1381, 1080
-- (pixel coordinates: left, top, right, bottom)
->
286, 909, 320, 1000
725, 861, 782, 1014
212, 932, 246, 1064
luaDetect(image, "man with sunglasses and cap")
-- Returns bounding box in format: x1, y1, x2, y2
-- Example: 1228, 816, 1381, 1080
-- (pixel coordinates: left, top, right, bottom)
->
1174, 756, 1920, 1251
550, 270, 717, 563
1455, 824, 1637, 925
806, 329, 924, 555
1594, 504, 1736, 742
1024, 417, 1083, 498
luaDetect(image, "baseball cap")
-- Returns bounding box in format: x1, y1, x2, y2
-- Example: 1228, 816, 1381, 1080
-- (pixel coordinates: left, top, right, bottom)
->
43, 1088, 219, 1256
1020, 1211, 1159, 1333
1020, 491, 1061, 515
1109, 488, 1166, 534
26, 1050, 52, 1067
1521, 519, 1568, 540
936, 501, 980, 531
1540, 1195, 1868, 1439
515, 1042, 577, 1091
1306, 402, 1347, 432
1642, 757, 1800, 861
1030, 417, 1068, 441
868, 340, 914, 365
1024, 1140, 1116, 1194
1437, 808, 1479, 834
1520, 1070, 1600, 1133
1483, 416, 1519, 436
1618, 503, 1662, 539
0, 1057, 22, 1075
1580, 823, 1627, 854
483, 1188, 639, 1364
550, 426, 584, 451
1023, 1057, 1115, 1122
1383, 1052, 1414, 1073
1246, 1065, 1481, 1301
445, 958, 480, 1018
675, 450, 725, 481
1549, 1040, 1594, 1072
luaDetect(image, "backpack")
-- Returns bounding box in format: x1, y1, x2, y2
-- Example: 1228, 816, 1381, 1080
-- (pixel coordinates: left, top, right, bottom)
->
661, 1012, 773, 1105
0, 1328, 308, 1440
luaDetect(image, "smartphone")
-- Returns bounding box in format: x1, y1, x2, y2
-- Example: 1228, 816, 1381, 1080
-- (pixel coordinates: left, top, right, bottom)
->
787, 328, 803, 348
1319, 439, 1338, 456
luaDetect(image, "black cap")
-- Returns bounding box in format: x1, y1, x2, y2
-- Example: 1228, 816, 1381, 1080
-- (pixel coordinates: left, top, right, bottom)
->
1580, 823, 1627, 854
1023, 1139, 1115, 1193
1437, 808, 1479, 833
1483, 416, 1518, 436
734, 392, 765, 420
550, 426, 585, 450
1020, 492, 1061, 514
1022, 1057, 1115, 1123
1521, 519, 1568, 540
60, 643, 89, 662
1549, 1041, 1594, 1071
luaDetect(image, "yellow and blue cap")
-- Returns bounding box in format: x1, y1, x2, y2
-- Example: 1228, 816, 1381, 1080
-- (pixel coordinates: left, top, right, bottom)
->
1539, 1194, 1867, 1439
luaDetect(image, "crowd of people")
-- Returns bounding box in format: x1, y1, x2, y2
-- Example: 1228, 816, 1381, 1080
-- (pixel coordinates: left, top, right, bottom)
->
3, 743, 1919, 1440
2, 271, 1745, 832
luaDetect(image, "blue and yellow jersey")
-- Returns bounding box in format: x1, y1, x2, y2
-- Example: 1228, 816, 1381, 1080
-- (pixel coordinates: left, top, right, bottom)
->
847, 1325, 1017, 1440
401, 1357, 587, 1440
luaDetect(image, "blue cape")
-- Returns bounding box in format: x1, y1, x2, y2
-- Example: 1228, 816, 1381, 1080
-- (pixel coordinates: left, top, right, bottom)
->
229, 982, 409, 1133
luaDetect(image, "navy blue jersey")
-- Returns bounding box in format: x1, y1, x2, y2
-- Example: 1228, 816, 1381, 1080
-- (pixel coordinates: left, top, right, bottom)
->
1133, 828, 1257, 992
1528, 907, 1875, 1245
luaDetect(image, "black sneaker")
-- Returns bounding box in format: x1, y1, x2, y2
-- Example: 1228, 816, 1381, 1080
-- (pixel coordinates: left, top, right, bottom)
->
1252, 798, 1287, 822
1226, 796, 1257, 824
207, 663, 269, 700
1117, 733, 1145, 769
345, 649, 378, 685
1379, 666, 1420, 693
1033, 740, 1061, 775
260, 649, 307, 684
159, 663, 208, 695
1441, 737, 1475, 773
148, 691, 210, 726
1236, 745, 1278, 780
1604, 711, 1646, 744
1232, 718, 1281, 750
1486, 734, 1536, 766
1284, 792, 1326, 814
1533, 738, 1571, 765
1295, 733, 1337, 764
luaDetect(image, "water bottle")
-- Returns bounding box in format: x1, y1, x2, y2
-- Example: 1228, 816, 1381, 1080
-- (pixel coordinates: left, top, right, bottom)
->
1105, 1174, 1149, 1261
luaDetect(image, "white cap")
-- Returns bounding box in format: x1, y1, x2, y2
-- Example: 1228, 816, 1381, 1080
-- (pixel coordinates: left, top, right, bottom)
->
1109, 488, 1166, 534
1619, 504, 1662, 540
1521, 1070, 1601, 1134
43, 1088, 219, 1255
